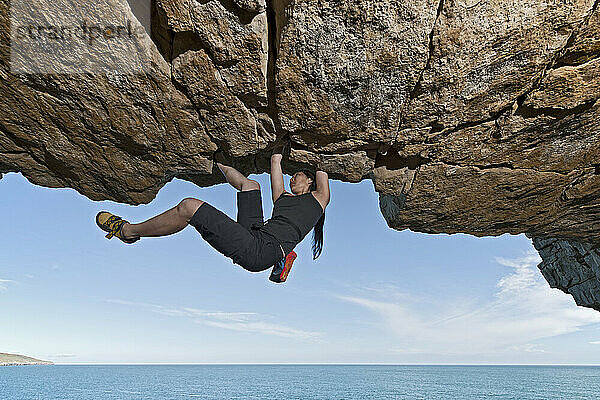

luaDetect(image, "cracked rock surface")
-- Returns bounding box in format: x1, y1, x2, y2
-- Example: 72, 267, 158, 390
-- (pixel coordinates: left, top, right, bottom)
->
531, 236, 600, 312
1, 0, 599, 309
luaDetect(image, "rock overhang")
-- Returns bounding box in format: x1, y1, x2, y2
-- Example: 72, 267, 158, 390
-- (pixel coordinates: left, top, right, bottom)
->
1, 0, 599, 309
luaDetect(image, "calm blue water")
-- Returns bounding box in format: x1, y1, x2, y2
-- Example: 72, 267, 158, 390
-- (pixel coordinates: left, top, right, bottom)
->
2, 365, 600, 399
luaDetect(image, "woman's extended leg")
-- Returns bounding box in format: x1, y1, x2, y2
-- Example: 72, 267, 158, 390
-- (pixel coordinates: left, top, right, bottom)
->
121, 198, 204, 239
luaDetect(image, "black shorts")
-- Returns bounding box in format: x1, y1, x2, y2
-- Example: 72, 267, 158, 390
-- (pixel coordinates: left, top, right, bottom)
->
188, 190, 285, 272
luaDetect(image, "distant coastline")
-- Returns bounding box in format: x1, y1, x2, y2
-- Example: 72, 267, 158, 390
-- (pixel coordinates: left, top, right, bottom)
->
0, 352, 53, 366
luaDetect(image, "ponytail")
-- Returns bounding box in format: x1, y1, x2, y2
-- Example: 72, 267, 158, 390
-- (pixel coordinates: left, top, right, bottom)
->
311, 212, 325, 260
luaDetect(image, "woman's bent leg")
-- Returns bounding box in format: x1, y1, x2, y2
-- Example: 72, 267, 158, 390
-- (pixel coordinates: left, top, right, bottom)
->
122, 198, 204, 238
216, 162, 260, 192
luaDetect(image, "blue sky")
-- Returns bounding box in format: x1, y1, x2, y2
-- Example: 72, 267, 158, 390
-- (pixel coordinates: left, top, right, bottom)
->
2, 171, 600, 364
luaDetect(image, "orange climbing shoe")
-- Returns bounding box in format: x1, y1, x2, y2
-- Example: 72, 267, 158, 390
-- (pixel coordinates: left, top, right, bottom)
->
269, 251, 297, 283
95, 211, 139, 244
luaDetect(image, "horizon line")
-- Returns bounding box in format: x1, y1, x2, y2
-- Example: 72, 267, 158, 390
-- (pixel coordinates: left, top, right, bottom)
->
49, 363, 600, 366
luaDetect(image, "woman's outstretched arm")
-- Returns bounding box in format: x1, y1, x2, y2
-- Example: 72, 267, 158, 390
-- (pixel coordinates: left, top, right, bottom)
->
313, 169, 330, 209
270, 146, 285, 203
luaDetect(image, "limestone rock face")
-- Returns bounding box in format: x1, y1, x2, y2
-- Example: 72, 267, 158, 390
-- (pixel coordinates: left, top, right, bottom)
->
276, 0, 440, 145
0, 0, 217, 204
154, 0, 272, 157
1, 0, 599, 309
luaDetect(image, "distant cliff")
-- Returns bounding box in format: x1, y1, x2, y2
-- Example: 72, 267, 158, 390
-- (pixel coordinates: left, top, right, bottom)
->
0, 353, 53, 366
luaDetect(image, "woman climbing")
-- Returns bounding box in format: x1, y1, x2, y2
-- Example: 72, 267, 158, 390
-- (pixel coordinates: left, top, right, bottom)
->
95, 145, 330, 279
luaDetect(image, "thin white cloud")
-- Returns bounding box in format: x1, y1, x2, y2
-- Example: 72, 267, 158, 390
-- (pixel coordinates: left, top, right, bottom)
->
0, 279, 14, 290
105, 299, 322, 340
508, 343, 547, 353
105, 299, 187, 317
589, 341, 600, 345
338, 250, 600, 356
201, 320, 321, 340
361, 283, 417, 302
183, 308, 258, 322
389, 347, 426, 354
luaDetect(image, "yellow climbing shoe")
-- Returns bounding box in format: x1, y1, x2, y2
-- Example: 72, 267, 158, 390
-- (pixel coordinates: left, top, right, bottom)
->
95, 211, 139, 244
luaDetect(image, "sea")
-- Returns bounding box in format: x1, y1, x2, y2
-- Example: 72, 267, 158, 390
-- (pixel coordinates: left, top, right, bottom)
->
1, 365, 600, 399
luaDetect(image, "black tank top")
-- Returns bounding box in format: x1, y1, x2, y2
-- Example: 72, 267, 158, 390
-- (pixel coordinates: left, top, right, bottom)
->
259, 192, 324, 255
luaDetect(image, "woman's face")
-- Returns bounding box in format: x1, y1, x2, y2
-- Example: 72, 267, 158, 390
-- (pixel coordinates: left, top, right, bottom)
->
290, 172, 313, 194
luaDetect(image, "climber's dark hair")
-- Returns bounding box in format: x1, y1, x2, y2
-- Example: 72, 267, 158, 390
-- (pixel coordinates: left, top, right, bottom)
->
299, 169, 325, 260
299, 169, 317, 191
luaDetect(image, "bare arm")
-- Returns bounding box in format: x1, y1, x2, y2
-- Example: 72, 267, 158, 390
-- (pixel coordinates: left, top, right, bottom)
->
270, 151, 285, 203
312, 169, 330, 210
